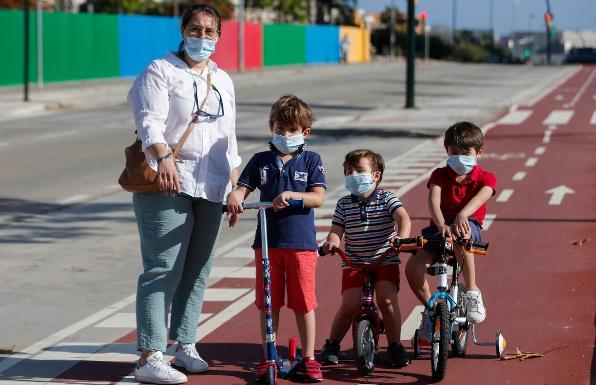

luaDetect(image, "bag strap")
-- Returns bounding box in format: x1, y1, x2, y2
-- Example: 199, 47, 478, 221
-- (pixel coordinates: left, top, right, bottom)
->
173, 67, 212, 159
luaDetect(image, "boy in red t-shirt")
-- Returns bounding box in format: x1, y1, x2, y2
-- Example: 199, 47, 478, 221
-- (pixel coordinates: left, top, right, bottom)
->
405, 121, 497, 341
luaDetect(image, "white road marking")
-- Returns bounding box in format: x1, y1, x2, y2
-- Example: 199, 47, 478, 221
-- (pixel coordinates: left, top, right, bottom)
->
197, 290, 255, 340
209, 266, 255, 279
546, 185, 575, 205
496, 189, 514, 202
512, 171, 526, 181
526, 66, 582, 107
564, 69, 596, 108
221, 246, 254, 259
548, 124, 557, 130
591, 111, 596, 125
317, 231, 328, 241
241, 143, 262, 152
483, 214, 497, 230
94, 312, 136, 328
497, 110, 532, 125
33, 130, 78, 141
400, 305, 425, 341
56, 194, 90, 205
315, 218, 332, 227
0, 141, 8, 147
543, 110, 574, 125
534, 146, 546, 155
555, 94, 564, 101
204, 288, 250, 302
0, 293, 136, 374
543, 131, 552, 143
525, 157, 538, 167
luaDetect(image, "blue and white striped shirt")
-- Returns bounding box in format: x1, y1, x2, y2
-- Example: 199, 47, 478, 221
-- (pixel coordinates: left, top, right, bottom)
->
332, 188, 403, 268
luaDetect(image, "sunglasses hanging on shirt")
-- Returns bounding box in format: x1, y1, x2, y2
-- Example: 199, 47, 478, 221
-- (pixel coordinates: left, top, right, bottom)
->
192, 79, 224, 119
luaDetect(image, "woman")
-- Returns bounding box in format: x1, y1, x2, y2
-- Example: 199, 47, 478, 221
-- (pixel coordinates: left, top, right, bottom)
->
127, 4, 240, 384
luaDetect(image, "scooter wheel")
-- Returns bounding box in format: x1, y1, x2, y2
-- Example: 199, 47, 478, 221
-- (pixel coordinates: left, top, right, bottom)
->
267, 365, 276, 385
413, 329, 420, 357
496, 330, 506, 358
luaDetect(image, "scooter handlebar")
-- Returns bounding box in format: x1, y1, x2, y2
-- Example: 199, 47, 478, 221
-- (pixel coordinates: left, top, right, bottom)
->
222, 199, 304, 213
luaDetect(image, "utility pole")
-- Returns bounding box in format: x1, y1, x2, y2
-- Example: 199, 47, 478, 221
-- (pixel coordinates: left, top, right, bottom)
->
238, 0, 245, 72
405, 0, 415, 109
36, 0, 43, 91
544, 0, 552, 65
173, 0, 179, 17
389, 0, 395, 60
488, 0, 494, 43
451, 0, 457, 43
24, 0, 30, 102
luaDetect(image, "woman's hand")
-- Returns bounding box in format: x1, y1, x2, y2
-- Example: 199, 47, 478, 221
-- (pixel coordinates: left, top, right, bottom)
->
272, 191, 293, 211
157, 158, 181, 197
228, 213, 240, 228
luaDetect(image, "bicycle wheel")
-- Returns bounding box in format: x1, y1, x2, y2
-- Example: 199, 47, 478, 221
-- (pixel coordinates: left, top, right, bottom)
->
431, 301, 450, 381
452, 284, 468, 356
354, 318, 376, 375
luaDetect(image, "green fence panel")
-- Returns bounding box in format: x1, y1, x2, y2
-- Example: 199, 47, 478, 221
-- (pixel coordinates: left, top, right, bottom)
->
263, 24, 305, 66
43, 12, 119, 82
0, 10, 37, 86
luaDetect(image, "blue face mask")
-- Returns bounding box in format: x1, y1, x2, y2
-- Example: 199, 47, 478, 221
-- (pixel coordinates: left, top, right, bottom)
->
184, 37, 216, 62
446, 155, 477, 175
345, 173, 375, 197
271, 134, 305, 154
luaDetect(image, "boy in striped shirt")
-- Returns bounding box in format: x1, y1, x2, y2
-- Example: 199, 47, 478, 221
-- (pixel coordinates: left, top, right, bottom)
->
319, 149, 412, 368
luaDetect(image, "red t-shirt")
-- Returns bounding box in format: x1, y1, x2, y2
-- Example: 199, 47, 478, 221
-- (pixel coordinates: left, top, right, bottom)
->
426, 165, 497, 227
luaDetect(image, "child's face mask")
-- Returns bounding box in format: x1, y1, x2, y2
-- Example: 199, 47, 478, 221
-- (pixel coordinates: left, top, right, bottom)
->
446, 155, 477, 175
345, 173, 375, 196
271, 133, 305, 154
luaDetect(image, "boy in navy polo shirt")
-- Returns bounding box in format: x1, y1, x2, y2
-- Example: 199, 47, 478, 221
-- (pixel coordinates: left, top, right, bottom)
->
319, 149, 412, 368
405, 121, 497, 342
226, 95, 326, 382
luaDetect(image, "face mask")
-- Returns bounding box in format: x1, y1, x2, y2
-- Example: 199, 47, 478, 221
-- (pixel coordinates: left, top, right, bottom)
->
271, 134, 304, 154
345, 173, 375, 197
446, 155, 477, 175
184, 37, 216, 62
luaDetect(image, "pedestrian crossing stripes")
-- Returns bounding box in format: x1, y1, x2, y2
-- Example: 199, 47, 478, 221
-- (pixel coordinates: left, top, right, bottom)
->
543, 110, 574, 125
498, 110, 533, 125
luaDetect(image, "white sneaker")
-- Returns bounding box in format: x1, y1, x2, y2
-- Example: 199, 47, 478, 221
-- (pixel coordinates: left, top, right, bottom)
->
174, 343, 209, 373
417, 310, 432, 342
134, 351, 187, 384
463, 290, 486, 324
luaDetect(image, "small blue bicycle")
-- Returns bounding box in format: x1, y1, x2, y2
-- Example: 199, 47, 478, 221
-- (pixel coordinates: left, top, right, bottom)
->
399, 236, 506, 382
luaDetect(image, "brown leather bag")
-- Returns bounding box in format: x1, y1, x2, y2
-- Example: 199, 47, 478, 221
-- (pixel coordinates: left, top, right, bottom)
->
118, 71, 211, 193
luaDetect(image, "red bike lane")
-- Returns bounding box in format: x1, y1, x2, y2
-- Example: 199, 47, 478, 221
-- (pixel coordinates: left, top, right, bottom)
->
48, 67, 595, 385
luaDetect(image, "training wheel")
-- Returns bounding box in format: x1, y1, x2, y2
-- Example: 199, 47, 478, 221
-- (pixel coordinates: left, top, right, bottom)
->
289, 337, 297, 361
412, 329, 421, 357
496, 330, 506, 358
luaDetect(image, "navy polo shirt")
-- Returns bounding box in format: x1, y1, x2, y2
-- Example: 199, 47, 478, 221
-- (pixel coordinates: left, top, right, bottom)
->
237, 148, 326, 250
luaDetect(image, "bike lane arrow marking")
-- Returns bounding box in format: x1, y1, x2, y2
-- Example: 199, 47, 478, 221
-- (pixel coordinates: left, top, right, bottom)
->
545, 185, 575, 205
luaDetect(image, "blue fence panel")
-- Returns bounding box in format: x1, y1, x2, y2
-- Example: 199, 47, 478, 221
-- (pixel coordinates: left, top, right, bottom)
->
119, 15, 180, 77
305, 25, 340, 64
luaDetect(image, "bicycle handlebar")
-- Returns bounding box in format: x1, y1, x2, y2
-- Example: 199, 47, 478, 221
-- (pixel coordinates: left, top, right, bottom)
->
222, 199, 304, 213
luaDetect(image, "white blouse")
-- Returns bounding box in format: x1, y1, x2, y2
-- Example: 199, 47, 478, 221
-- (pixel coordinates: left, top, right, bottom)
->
127, 52, 241, 202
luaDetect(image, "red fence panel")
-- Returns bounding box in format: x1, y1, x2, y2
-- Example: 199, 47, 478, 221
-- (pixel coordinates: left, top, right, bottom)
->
211, 20, 239, 72
244, 22, 263, 70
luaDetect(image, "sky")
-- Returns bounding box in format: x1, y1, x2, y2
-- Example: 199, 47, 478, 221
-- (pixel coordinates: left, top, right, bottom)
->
358, 0, 596, 36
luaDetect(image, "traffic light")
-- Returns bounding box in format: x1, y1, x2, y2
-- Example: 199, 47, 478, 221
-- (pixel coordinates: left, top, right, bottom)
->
544, 12, 552, 27
419, 11, 428, 23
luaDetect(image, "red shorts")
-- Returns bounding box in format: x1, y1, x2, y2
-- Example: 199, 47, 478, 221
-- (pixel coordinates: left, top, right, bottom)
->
254, 248, 318, 314
341, 264, 401, 293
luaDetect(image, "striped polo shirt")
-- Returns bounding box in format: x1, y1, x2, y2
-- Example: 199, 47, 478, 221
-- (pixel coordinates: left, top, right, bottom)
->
332, 188, 403, 268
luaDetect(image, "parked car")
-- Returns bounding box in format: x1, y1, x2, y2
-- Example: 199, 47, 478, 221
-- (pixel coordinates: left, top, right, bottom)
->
564, 48, 596, 64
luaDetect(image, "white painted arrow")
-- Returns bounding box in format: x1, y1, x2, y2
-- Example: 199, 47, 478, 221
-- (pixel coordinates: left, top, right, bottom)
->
546, 185, 575, 205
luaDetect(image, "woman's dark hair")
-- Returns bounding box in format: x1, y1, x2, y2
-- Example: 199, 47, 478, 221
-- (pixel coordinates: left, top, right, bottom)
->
181, 4, 222, 36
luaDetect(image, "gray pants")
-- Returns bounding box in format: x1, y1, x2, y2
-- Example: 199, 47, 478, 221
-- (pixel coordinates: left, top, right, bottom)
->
133, 192, 222, 352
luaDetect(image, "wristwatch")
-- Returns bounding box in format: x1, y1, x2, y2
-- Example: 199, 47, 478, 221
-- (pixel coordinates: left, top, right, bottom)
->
157, 152, 173, 164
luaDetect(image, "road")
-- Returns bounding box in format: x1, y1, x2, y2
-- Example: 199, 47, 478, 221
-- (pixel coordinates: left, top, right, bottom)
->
0, 61, 593, 384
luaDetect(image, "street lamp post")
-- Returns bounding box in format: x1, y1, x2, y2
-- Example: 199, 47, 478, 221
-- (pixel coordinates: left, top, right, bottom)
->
36, 0, 43, 91
389, 0, 395, 60
452, 0, 457, 43
238, 0, 245, 72
405, 0, 415, 109
24, 0, 30, 102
